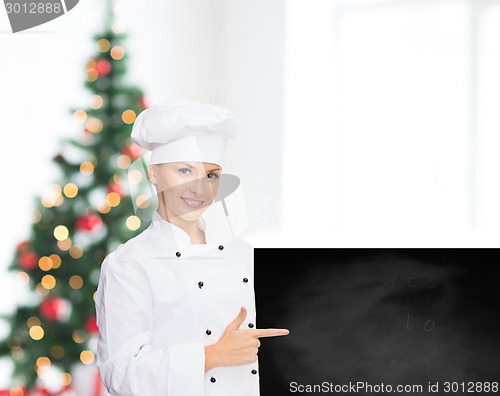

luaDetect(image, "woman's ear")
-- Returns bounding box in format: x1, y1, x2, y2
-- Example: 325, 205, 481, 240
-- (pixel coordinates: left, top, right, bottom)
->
147, 164, 157, 184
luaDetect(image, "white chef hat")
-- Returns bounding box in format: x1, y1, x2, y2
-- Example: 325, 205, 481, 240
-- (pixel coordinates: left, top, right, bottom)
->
130, 100, 238, 168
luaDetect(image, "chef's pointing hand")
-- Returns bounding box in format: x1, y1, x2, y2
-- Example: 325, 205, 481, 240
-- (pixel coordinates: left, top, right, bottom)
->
204, 306, 290, 371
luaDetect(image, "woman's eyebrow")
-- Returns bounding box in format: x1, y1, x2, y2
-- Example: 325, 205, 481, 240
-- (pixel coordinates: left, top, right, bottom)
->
180, 162, 220, 173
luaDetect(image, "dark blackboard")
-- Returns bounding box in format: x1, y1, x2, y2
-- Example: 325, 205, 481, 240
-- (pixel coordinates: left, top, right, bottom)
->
255, 249, 500, 395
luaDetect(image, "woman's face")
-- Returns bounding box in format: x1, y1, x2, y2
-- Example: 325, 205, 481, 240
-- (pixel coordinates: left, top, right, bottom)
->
148, 161, 222, 222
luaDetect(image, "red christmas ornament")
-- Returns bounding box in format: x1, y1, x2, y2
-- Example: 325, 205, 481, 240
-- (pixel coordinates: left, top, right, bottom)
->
40, 297, 68, 321
18, 250, 39, 271
85, 315, 99, 334
122, 143, 143, 160
17, 241, 30, 252
75, 214, 103, 232
107, 182, 125, 198
95, 59, 111, 76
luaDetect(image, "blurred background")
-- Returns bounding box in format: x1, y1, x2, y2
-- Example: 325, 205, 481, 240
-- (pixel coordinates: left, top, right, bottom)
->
1, 0, 500, 392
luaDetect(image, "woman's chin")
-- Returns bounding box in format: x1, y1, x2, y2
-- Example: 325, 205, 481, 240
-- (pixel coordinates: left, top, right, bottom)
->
178, 208, 206, 222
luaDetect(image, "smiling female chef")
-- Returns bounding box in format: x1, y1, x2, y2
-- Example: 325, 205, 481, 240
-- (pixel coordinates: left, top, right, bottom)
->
94, 100, 290, 396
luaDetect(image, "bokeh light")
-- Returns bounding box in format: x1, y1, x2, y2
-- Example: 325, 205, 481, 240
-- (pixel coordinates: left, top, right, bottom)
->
53, 225, 69, 241
97, 39, 110, 52
126, 215, 141, 230
41, 275, 56, 290
30, 326, 44, 340
73, 110, 87, 124
122, 109, 136, 124
63, 183, 78, 198
110, 46, 124, 60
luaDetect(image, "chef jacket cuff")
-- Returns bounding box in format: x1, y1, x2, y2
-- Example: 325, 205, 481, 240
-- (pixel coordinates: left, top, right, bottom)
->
167, 342, 205, 396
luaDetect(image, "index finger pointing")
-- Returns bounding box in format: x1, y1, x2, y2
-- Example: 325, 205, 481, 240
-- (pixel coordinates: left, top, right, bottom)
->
254, 328, 290, 338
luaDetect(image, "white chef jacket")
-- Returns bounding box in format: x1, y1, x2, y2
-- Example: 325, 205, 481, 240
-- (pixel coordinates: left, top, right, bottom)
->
95, 209, 260, 396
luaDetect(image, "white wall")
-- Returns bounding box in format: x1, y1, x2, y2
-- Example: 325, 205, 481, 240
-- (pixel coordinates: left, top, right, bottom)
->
281, 0, 500, 247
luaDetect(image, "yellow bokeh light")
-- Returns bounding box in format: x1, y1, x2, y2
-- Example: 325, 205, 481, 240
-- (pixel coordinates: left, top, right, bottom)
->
121, 109, 136, 124
42, 184, 62, 208
57, 238, 72, 251
51, 345, 65, 359
72, 330, 86, 343
41, 196, 54, 208
80, 350, 95, 364
69, 245, 83, 259
54, 195, 64, 207
73, 110, 87, 124
97, 39, 110, 52
97, 202, 111, 214
86, 60, 98, 82
93, 290, 97, 301
110, 46, 124, 60
27, 316, 41, 328
128, 169, 142, 183
63, 183, 78, 198
38, 256, 53, 271
41, 275, 56, 290
69, 275, 83, 289
36, 356, 51, 369
61, 372, 72, 386
80, 161, 94, 175
136, 194, 150, 209
86, 59, 96, 69
87, 70, 98, 82
30, 326, 44, 340
16, 272, 29, 285
90, 95, 104, 109
126, 215, 141, 231
85, 118, 103, 133
50, 254, 61, 269
54, 225, 69, 241
106, 192, 121, 207
117, 155, 131, 169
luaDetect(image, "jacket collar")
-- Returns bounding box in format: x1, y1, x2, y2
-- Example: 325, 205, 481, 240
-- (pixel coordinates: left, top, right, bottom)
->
150, 209, 215, 248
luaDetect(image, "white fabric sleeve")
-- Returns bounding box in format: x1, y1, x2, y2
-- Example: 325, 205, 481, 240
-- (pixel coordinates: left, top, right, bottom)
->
95, 254, 205, 396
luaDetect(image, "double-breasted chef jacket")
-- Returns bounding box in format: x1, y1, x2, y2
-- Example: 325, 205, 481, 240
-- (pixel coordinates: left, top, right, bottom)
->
95, 208, 259, 396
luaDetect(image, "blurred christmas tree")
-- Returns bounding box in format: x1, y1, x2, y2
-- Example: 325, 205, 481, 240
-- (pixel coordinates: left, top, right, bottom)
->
0, 0, 152, 392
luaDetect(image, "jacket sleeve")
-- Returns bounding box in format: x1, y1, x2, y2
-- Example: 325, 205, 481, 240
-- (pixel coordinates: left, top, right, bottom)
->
95, 253, 206, 396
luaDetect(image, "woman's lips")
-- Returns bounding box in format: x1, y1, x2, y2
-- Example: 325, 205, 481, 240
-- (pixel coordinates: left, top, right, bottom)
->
181, 197, 204, 209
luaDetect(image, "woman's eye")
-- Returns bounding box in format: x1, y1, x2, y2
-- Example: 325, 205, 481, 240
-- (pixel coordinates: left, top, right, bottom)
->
179, 168, 191, 175
207, 173, 219, 180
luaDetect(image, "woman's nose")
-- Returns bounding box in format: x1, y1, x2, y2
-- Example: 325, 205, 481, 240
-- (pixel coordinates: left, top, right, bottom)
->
188, 176, 208, 195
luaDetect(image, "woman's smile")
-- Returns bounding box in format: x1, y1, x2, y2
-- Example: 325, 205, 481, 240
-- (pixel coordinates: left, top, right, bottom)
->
181, 196, 204, 208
